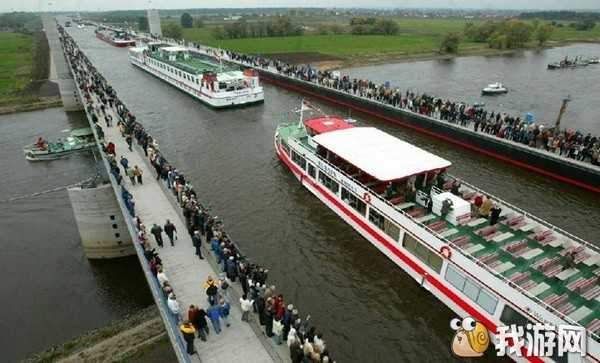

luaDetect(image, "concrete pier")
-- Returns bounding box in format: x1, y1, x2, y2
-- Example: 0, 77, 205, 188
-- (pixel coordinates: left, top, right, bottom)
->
67, 183, 135, 258
56, 20, 289, 362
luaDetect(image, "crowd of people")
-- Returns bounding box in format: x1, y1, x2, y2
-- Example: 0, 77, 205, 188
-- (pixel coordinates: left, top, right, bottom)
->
60, 25, 336, 363
196, 44, 600, 166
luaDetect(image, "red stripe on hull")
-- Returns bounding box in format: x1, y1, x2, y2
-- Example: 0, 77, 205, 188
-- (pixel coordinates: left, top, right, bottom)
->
275, 141, 547, 363
264, 74, 599, 194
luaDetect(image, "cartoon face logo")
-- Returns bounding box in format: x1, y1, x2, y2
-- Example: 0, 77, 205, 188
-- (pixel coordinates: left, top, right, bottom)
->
450, 316, 490, 358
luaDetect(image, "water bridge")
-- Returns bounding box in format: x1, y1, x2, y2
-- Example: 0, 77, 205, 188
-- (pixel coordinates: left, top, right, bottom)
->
45, 16, 287, 363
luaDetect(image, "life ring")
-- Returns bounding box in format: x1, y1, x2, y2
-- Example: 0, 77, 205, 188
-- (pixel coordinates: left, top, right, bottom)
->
440, 246, 452, 259
363, 192, 372, 204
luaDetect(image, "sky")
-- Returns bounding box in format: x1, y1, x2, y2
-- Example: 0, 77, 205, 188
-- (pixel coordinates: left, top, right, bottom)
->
2, 0, 600, 13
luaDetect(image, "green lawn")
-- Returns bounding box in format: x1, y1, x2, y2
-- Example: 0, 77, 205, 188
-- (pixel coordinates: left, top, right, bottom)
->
0, 32, 33, 96
180, 17, 600, 60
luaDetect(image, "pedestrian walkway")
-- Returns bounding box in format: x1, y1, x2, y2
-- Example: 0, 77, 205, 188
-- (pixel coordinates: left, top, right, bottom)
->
97, 98, 275, 363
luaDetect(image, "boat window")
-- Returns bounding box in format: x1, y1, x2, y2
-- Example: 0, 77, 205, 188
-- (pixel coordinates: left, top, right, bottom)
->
447, 265, 498, 314
463, 279, 480, 302
384, 218, 400, 241
282, 141, 290, 155
500, 304, 529, 327
445, 264, 466, 290
341, 188, 366, 216
403, 233, 443, 273
291, 151, 306, 170
368, 208, 385, 230
476, 289, 498, 316
308, 164, 316, 178
318, 171, 339, 194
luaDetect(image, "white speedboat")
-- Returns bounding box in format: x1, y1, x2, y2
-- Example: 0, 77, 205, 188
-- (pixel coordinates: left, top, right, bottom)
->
481, 83, 508, 95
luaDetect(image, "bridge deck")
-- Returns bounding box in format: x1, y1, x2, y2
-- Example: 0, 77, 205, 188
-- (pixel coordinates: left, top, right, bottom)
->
91, 89, 277, 363
58, 21, 285, 362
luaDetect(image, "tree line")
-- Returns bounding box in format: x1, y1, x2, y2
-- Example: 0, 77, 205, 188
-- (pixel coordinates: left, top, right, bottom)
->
212, 16, 303, 40
348, 17, 399, 35
464, 20, 555, 49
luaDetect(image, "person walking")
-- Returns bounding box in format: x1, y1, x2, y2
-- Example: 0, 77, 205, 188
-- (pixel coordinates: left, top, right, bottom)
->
164, 219, 177, 246
126, 166, 136, 185
218, 298, 231, 328
240, 294, 254, 322
272, 317, 283, 345
151, 223, 164, 247
167, 293, 181, 322
125, 134, 133, 151
179, 320, 196, 355
189, 305, 209, 341
119, 156, 129, 173
206, 303, 221, 334
133, 165, 143, 184
204, 276, 218, 305
192, 231, 204, 259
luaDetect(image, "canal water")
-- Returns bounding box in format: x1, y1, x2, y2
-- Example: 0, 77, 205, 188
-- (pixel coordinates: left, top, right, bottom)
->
341, 43, 600, 134
63, 27, 599, 363
3, 26, 599, 362
0, 108, 153, 362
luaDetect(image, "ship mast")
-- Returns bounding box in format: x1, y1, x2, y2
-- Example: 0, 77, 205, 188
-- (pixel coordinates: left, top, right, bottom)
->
554, 96, 571, 137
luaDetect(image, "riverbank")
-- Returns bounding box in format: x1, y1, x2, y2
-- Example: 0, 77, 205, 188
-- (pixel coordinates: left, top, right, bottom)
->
0, 30, 61, 114
263, 38, 600, 70
181, 17, 600, 70
22, 306, 175, 363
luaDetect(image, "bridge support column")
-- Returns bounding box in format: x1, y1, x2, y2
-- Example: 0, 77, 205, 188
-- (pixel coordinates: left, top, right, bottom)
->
68, 183, 135, 259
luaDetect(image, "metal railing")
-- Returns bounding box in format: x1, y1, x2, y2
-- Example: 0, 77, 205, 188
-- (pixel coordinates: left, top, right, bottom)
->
58, 26, 192, 363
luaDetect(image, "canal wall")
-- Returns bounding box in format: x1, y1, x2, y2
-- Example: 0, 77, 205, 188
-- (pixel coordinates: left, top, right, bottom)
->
181, 44, 600, 193
43, 15, 83, 112
256, 70, 600, 193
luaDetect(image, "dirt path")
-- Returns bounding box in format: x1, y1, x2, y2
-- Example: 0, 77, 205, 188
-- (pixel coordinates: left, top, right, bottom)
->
57, 317, 166, 363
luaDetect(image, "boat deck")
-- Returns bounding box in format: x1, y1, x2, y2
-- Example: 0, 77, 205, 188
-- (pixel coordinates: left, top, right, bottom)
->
277, 123, 600, 336
417, 201, 600, 331
148, 51, 237, 75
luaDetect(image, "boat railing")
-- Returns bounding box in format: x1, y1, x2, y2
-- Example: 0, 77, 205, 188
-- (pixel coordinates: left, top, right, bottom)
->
454, 178, 600, 255
289, 137, 595, 334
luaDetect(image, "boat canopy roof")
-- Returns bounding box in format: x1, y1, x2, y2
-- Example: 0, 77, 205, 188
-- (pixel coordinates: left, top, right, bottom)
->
70, 127, 93, 137
162, 46, 187, 53
304, 116, 353, 135
216, 71, 245, 82
313, 127, 452, 181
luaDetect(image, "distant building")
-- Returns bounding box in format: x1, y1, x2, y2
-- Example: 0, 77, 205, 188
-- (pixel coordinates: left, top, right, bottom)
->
224, 16, 242, 21
147, 9, 162, 37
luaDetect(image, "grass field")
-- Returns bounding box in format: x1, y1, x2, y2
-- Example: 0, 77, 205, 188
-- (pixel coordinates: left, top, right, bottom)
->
0, 32, 33, 96
180, 17, 600, 63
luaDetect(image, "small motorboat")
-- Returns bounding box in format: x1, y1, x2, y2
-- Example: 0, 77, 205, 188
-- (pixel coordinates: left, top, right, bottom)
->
547, 62, 562, 70
589, 57, 599, 64
24, 127, 96, 161
481, 82, 508, 95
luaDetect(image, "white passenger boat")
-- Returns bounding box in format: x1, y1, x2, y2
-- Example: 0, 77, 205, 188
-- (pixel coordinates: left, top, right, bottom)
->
275, 111, 600, 362
128, 43, 264, 108
482, 82, 508, 95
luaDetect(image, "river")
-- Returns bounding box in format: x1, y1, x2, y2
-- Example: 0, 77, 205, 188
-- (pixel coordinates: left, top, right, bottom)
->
3, 27, 599, 362
341, 43, 600, 134
0, 108, 153, 362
